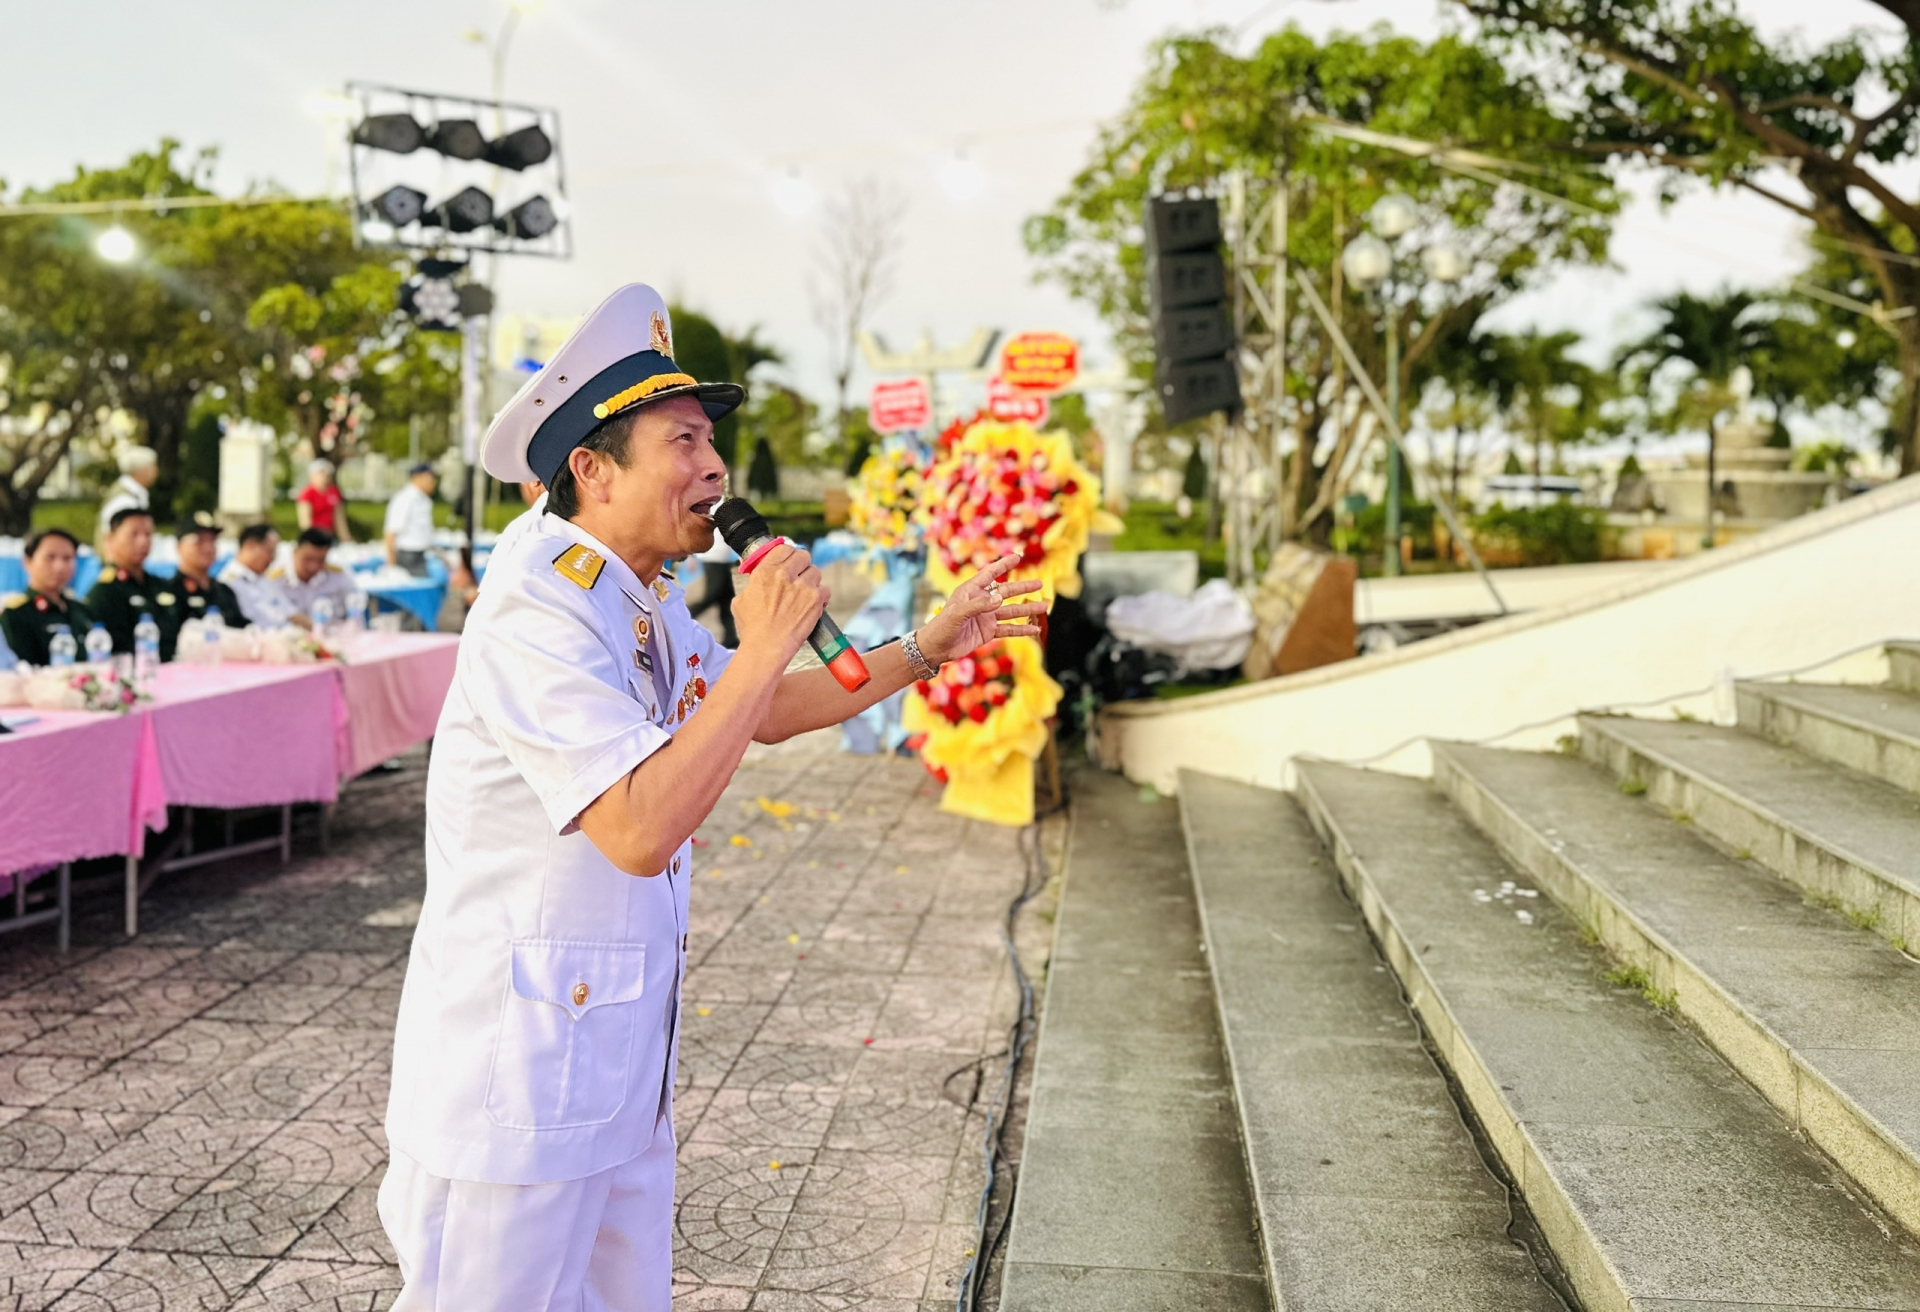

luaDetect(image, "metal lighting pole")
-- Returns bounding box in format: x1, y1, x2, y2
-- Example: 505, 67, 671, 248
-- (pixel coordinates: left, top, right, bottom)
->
1343, 194, 1462, 578
1383, 306, 1401, 575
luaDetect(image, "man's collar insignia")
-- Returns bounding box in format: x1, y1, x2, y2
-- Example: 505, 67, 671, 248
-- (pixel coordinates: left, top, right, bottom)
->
652, 577, 671, 601
553, 544, 605, 590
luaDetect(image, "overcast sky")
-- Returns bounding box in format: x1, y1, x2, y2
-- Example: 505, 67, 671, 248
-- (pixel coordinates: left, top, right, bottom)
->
3, 0, 1904, 423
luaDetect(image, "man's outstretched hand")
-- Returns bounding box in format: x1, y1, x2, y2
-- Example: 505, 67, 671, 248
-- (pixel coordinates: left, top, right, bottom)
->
917, 554, 1048, 665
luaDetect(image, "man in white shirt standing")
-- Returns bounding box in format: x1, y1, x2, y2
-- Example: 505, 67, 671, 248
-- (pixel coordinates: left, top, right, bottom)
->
378, 284, 1044, 1311
385, 464, 439, 578
96, 446, 157, 548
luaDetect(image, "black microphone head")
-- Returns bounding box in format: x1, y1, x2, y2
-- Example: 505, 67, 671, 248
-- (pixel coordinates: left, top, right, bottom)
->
712, 498, 774, 556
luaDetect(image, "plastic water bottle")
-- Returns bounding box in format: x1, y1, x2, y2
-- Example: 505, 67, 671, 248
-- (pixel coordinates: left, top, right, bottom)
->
201, 608, 225, 666
311, 597, 337, 632
84, 623, 113, 666
133, 613, 161, 692
47, 625, 77, 667
346, 589, 368, 632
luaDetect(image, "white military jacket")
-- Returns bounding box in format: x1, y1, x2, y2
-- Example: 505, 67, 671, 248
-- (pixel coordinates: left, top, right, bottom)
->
385, 511, 728, 1185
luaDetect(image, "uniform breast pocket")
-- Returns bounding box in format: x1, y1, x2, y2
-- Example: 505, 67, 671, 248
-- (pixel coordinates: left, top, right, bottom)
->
484, 939, 647, 1131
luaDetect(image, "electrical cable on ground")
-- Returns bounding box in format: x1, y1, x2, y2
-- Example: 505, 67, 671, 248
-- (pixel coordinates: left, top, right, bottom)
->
951, 820, 1051, 1312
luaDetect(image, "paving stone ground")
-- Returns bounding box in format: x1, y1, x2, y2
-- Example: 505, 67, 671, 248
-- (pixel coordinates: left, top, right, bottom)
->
0, 732, 1060, 1311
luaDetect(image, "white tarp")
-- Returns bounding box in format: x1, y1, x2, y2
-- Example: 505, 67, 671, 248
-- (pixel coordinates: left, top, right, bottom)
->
1105, 578, 1255, 675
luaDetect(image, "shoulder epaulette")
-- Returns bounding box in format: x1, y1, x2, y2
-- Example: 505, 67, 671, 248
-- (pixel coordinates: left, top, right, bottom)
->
553, 544, 605, 590
266, 567, 286, 580
96, 567, 116, 584
1, 593, 24, 610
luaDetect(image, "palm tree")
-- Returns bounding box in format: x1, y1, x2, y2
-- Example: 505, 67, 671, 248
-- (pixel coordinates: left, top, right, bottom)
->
1457, 329, 1601, 489
1615, 290, 1780, 543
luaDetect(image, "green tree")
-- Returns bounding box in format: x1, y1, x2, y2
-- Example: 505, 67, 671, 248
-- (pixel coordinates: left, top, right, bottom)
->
1181, 443, 1209, 501
736, 383, 820, 478
1615, 289, 1778, 460
1465, 329, 1604, 480
747, 437, 780, 499
0, 140, 457, 533
668, 305, 781, 468
1024, 24, 1615, 542
1457, 0, 1920, 469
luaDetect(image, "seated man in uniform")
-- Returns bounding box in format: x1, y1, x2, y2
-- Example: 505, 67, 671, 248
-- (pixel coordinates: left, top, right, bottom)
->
86, 507, 189, 659
218, 523, 291, 626
1, 528, 94, 667
172, 512, 248, 634
379, 284, 1046, 1311
270, 528, 355, 629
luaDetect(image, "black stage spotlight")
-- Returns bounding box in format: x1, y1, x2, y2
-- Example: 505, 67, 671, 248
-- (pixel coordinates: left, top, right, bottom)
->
352, 113, 424, 154
494, 196, 558, 240
364, 185, 428, 227
485, 124, 554, 171
423, 187, 494, 234
425, 118, 488, 161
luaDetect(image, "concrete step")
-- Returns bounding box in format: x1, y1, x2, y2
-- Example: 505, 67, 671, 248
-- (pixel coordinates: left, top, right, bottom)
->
1738, 679, 1920, 796
1000, 768, 1269, 1312
1434, 738, 1920, 1239
1580, 712, 1920, 955
1888, 642, 1920, 696
1177, 770, 1563, 1312
1295, 759, 1920, 1312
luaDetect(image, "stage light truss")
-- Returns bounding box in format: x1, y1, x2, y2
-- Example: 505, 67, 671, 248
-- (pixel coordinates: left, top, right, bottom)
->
344, 81, 570, 259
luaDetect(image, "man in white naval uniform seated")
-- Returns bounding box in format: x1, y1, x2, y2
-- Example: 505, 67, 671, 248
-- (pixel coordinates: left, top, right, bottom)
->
378, 283, 1046, 1312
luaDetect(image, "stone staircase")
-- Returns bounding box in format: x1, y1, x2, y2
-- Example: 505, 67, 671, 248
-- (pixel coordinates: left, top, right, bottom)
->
1006, 642, 1920, 1311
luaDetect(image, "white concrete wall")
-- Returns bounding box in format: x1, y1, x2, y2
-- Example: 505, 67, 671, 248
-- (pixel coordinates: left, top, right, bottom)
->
1103, 477, 1920, 792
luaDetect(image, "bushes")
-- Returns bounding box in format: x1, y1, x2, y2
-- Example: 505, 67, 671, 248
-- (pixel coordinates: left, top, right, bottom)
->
1469, 501, 1606, 566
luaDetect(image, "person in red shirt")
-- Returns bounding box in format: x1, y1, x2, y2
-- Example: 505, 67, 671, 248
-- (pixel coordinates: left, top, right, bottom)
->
294, 458, 353, 542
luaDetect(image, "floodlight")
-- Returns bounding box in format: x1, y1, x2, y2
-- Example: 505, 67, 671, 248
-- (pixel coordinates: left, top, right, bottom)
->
365, 184, 429, 227
494, 196, 558, 240
424, 187, 495, 233
486, 124, 554, 171
1341, 234, 1391, 291
95, 225, 137, 264
426, 119, 488, 161
1370, 193, 1419, 240
353, 112, 425, 154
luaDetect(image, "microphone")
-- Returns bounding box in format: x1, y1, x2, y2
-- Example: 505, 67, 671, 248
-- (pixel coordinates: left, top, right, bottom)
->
711, 498, 871, 693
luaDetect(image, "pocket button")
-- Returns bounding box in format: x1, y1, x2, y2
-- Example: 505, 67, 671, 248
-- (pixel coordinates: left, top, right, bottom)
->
571, 982, 590, 1007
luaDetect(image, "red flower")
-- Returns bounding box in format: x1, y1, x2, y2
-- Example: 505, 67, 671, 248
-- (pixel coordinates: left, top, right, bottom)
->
967, 703, 989, 723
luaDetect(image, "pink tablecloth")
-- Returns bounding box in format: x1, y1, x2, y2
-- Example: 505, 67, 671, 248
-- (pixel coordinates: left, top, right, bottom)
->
144, 663, 347, 809
2, 632, 460, 874
333, 633, 459, 780
0, 709, 168, 874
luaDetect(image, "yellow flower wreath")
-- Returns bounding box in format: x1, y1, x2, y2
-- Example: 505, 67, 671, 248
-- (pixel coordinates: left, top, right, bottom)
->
904, 635, 1062, 827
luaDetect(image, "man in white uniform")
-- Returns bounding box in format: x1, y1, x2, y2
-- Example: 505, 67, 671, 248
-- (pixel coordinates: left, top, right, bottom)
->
218, 523, 292, 626
379, 284, 1045, 1311
96, 446, 157, 548
271, 528, 356, 627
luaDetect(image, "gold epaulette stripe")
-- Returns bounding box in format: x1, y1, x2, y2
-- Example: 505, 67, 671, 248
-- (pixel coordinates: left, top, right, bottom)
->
592, 373, 698, 420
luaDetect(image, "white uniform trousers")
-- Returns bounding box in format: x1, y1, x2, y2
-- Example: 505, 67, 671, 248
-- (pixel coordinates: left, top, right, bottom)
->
378, 1121, 675, 1312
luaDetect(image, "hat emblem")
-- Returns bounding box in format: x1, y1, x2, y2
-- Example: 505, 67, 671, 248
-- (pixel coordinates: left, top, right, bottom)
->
650, 311, 673, 359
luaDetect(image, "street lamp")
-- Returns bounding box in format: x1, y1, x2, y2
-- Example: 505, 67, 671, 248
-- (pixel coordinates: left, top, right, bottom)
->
1342, 195, 1464, 576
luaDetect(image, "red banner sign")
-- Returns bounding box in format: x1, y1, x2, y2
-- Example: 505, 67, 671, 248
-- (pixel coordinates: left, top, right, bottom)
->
986, 375, 1050, 426
1000, 331, 1079, 394
868, 377, 932, 433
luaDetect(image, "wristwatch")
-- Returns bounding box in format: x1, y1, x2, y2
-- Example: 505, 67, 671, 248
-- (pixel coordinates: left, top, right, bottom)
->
900, 629, 939, 681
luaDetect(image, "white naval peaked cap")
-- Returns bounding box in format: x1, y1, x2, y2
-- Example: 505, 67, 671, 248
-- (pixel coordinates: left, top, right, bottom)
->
480, 283, 746, 486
